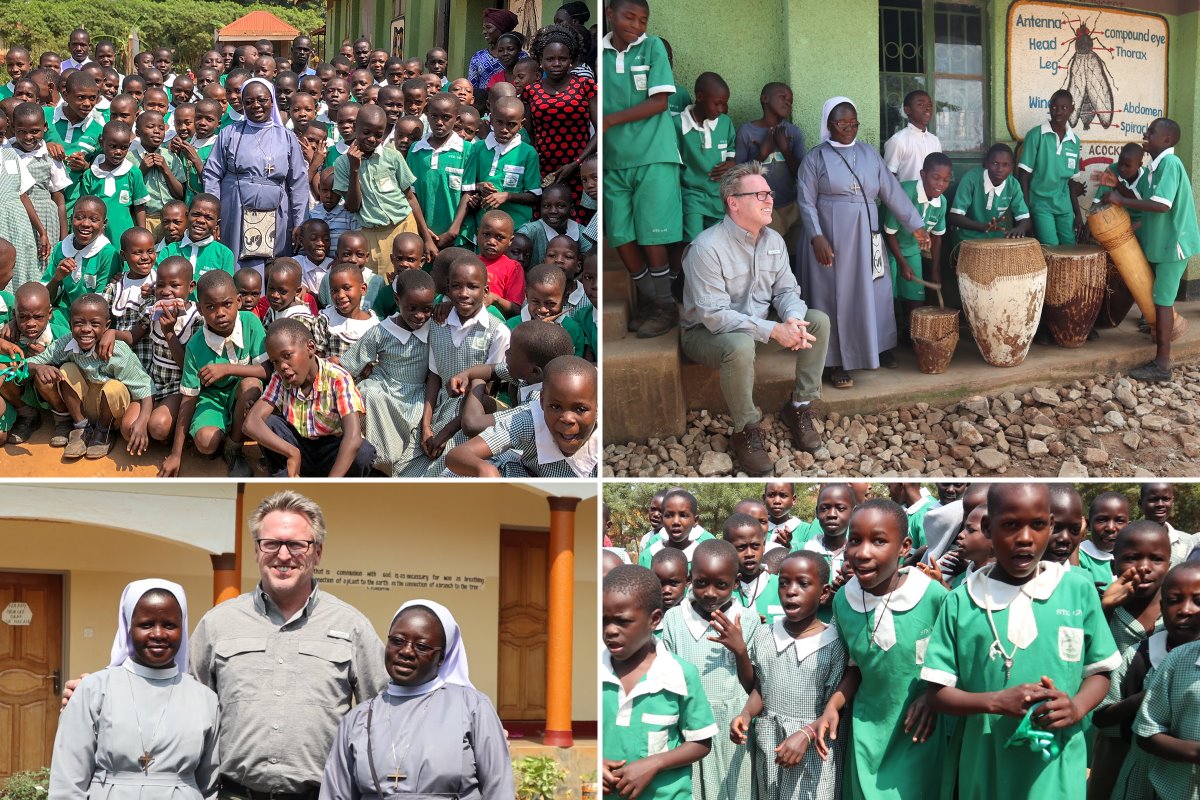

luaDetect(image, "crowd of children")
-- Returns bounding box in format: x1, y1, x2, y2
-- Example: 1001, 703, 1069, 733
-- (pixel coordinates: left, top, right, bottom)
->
604, 0, 1199, 389
603, 481, 1200, 800
0, 17, 598, 477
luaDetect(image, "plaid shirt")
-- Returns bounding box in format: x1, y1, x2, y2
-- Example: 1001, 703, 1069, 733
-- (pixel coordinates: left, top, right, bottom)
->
261, 357, 364, 438
139, 302, 202, 399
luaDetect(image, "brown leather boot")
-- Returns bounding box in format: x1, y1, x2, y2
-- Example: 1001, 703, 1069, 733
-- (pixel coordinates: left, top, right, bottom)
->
780, 401, 821, 452
636, 301, 679, 339
732, 422, 773, 476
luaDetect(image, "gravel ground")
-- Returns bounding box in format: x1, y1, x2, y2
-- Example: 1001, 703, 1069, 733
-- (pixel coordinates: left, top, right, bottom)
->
604, 363, 1200, 478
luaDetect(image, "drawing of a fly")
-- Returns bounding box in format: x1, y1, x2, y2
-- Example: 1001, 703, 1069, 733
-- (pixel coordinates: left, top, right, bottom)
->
1057, 12, 1118, 130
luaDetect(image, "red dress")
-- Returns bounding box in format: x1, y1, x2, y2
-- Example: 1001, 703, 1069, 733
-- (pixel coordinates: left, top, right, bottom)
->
521, 75, 596, 222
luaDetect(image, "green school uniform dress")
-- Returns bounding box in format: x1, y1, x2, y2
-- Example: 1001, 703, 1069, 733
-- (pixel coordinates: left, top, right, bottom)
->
0, 82, 13, 101
736, 570, 783, 625
602, 32, 682, 247
461, 132, 541, 231
1131, 638, 1200, 800
43, 235, 122, 328
1092, 163, 1147, 225
561, 303, 596, 359
178, 311, 267, 435
1102, 630, 1169, 800
76, 159, 149, 245
834, 568, 949, 800
1018, 121, 1082, 245
1077, 540, 1114, 589
662, 600, 759, 800
883, 179, 947, 301
921, 562, 1121, 800
905, 491, 940, 549
949, 166, 1031, 243
1136, 148, 1200, 306
408, 132, 475, 244
674, 109, 735, 241
185, 135, 218, 201
157, 236, 236, 295
127, 140, 185, 215
601, 640, 719, 800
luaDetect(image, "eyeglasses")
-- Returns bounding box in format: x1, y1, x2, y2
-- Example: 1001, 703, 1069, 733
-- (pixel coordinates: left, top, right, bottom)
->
731, 190, 775, 202
387, 635, 443, 657
255, 539, 316, 555
832, 121, 860, 132
242, 96, 272, 107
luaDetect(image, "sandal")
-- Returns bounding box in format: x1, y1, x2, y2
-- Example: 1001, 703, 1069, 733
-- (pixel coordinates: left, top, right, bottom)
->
826, 368, 854, 389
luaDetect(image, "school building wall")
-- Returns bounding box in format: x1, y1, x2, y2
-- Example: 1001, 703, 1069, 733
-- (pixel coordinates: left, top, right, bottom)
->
655, 0, 1200, 291
325, 0, 598, 82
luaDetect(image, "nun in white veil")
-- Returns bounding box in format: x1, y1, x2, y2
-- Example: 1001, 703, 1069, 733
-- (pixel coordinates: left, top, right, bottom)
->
319, 600, 515, 800
50, 580, 220, 800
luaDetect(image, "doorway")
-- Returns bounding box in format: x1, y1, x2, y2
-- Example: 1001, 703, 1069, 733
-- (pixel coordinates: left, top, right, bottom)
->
497, 530, 548, 722
0, 572, 63, 778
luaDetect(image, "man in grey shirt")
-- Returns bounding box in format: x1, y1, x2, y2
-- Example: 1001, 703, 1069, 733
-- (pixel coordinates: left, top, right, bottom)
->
681, 161, 830, 475
64, 491, 388, 799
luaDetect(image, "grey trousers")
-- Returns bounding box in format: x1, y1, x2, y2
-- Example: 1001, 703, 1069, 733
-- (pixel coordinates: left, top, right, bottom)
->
680, 308, 830, 432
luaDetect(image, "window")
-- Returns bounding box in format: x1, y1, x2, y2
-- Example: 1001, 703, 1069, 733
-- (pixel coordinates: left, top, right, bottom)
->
880, 1, 987, 155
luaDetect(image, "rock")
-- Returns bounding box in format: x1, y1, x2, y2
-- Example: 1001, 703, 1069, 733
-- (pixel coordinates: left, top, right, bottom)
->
774, 456, 792, 475
975, 448, 1009, 471
963, 395, 991, 417
847, 419, 869, 447
957, 422, 985, 446
1029, 424, 1058, 440
710, 434, 729, 453
1058, 456, 1089, 477
1084, 447, 1109, 466
1142, 414, 1169, 432
828, 441, 848, 459
1032, 387, 1061, 406
1090, 385, 1113, 402
1115, 384, 1138, 409
698, 451, 733, 476
1104, 410, 1127, 429
1123, 431, 1142, 450
1049, 440, 1067, 457
1027, 439, 1049, 457
813, 447, 831, 462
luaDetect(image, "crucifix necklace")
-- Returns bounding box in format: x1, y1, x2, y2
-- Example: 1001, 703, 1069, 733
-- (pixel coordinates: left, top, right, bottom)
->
124, 668, 177, 774
982, 567, 1031, 682
375, 690, 437, 785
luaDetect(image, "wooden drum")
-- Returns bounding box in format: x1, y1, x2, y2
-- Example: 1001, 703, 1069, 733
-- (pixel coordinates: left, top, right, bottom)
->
1097, 256, 1136, 328
1087, 204, 1156, 327
956, 238, 1047, 367
1042, 244, 1107, 348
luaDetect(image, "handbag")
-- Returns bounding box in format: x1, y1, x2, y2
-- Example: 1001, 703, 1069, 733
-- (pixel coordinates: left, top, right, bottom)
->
229, 122, 280, 259
827, 144, 886, 280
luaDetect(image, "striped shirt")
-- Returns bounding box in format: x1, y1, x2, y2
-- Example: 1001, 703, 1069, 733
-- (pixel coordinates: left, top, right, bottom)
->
261, 356, 364, 438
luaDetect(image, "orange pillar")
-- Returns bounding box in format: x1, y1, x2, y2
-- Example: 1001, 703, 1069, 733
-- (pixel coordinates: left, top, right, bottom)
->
211, 553, 239, 604
544, 496, 580, 747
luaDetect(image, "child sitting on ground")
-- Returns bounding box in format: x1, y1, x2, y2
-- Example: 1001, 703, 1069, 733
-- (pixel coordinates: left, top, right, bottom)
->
0, 282, 67, 444
104, 227, 158, 364
243, 317, 375, 477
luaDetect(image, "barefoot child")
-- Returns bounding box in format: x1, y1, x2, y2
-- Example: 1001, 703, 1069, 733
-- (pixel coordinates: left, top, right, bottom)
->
1018, 89, 1084, 246
48, 581, 218, 800
922, 483, 1121, 799
602, 564, 715, 800
1080, 491, 1131, 590
731, 551, 847, 800
651, 547, 690, 638
311, 263, 378, 362
244, 318, 374, 477
725, 512, 780, 626
816, 499, 947, 799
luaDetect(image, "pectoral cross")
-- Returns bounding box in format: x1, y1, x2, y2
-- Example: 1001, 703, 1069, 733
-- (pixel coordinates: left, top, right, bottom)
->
264, 160, 275, 176
387, 767, 406, 784
138, 752, 155, 773
1004, 657, 1013, 682
850, 180, 862, 195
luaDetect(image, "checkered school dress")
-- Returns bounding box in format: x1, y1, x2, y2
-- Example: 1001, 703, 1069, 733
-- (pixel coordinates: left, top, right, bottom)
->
1131, 638, 1200, 800
138, 303, 202, 400
311, 308, 378, 361
104, 273, 155, 360
468, 404, 594, 478
340, 320, 428, 476
10, 145, 68, 279
0, 147, 38, 289
748, 623, 848, 800
1101, 631, 1164, 800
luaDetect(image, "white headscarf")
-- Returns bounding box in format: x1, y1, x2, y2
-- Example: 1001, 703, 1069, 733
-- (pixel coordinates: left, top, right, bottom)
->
820, 96, 857, 146
240, 77, 284, 128
107, 579, 190, 670
385, 599, 473, 696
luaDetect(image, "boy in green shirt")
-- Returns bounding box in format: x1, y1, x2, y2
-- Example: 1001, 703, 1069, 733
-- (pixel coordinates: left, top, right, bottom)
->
949, 143, 1032, 244
43, 196, 122, 330
883, 152, 952, 334
1018, 89, 1084, 246
76, 120, 148, 246
602, 564, 715, 800
0, 282, 67, 444
1102, 117, 1200, 383
603, 0, 682, 339
43, 71, 105, 219
161, 270, 267, 477
460, 96, 541, 234
671, 72, 735, 251
1, 47, 32, 101
409, 92, 474, 248
156, 194, 236, 292
1091, 142, 1147, 224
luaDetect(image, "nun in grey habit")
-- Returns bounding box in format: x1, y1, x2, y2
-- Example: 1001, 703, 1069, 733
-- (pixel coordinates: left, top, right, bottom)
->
49, 579, 219, 800
319, 600, 514, 800
797, 96, 926, 384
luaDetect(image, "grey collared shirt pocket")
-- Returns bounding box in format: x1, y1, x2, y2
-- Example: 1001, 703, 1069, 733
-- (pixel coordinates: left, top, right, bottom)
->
214, 637, 270, 702
294, 638, 354, 705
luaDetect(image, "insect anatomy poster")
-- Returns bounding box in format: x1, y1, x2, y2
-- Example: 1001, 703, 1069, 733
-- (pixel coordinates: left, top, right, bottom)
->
1006, 1, 1168, 179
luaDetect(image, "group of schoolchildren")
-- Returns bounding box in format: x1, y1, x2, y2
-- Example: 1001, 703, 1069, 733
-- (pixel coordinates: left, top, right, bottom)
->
0, 23, 599, 478
604, 0, 1200, 387
602, 481, 1200, 800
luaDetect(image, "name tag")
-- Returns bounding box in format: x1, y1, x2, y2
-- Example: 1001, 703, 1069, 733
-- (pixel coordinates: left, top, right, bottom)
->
327, 629, 351, 641
119, 189, 131, 204
767, 249, 782, 256
631, 65, 649, 92
447, 167, 463, 191
1066, 156, 1077, 170
84, 273, 97, 290
1058, 626, 1083, 662
915, 637, 929, 666
501, 164, 524, 189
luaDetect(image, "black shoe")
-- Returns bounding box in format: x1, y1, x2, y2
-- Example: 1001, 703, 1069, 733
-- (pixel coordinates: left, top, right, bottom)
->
879, 349, 899, 369
1128, 361, 1173, 384
636, 302, 679, 339
8, 411, 42, 444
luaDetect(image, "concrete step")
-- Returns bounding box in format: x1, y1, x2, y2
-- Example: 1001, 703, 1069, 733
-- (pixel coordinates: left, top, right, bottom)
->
602, 329, 686, 442
603, 260, 631, 305
602, 298, 629, 336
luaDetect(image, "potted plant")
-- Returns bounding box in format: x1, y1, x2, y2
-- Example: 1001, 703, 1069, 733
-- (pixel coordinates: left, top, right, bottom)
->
512, 755, 567, 800
580, 770, 598, 799
0, 768, 49, 800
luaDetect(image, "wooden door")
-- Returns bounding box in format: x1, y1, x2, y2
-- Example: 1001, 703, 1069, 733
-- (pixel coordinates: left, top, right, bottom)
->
497, 530, 547, 721
0, 572, 63, 778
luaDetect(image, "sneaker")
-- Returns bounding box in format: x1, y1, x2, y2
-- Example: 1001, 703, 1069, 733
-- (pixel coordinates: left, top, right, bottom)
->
780, 401, 821, 452
626, 296, 654, 332
49, 416, 73, 447
732, 423, 773, 476
635, 301, 679, 339
63, 425, 88, 459
224, 442, 252, 477
8, 411, 42, 445
84, 425, 113, 459
1128, 361, 1173, 384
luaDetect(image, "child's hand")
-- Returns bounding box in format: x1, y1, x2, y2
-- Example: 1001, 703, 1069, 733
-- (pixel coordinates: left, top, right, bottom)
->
422, 233, 440, 261
358, 362, 375, 380
36, 230, 50, 262
158, 303, 181, 331
198, 363, 230, 386
31, 364, 61, 385
985, 216, 1003, 232
1098, 171, 1119, 188
159, 452, 181, 478
811, 708, 840, 761
992, 683, 1053, 717
772, 125, 792, 151
602, 760, 624, 794
298, 136, 316, 163
346, 141, 364, 168
1031, 676, 1083, 730
0, 338, 22, 359
140, 282, 154, 298
613, 757, 659, 799
483, 291, 499, 308
774, 727, 813, 768
140, 154, 157, 171
447, 369, 473, 396
55, 257, 77, 280
1102, 566, 1138, 609
708, 160, 736, 181
898, 259, 917, 284
432, 299, 454, 325
126, 417, 150, 457
96, 329, 117, 360
435, 229, 458, 249
286, 451, 302, 478
46, 142, 66, 161
707, 608, 746, 656
477, 181, 497, 196
729, 713, 751, 745
903, 693, 937, 743
65, 152, 88, 172
913, 229, 931, 251
915, 559, 946, 588
811, 236, 835, 267
467, 193, 482, 209
482, 191, 510, 209
421, 424, 444, 458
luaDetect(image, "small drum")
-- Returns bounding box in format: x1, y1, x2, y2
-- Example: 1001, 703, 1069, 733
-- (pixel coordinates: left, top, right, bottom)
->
1097, 256, 1136, 328
911, 307, 960, 374
1042, 244, 1107, 347
1087, 204, 1156, 327
957, 238, 1047, 367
